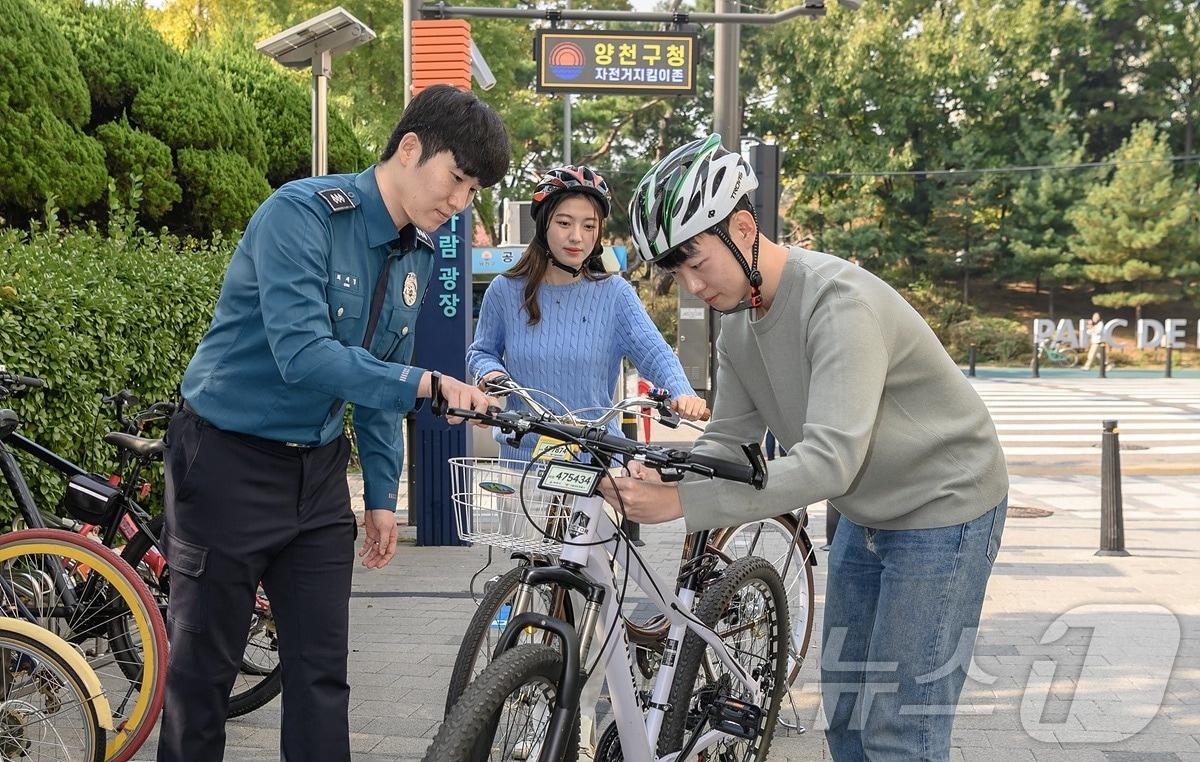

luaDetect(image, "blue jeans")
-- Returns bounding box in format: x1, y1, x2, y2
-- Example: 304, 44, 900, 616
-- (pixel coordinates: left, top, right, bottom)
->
821, 499, 1007, 761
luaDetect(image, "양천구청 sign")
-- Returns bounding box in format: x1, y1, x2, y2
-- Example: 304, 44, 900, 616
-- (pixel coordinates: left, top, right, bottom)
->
535, 30, 697, 95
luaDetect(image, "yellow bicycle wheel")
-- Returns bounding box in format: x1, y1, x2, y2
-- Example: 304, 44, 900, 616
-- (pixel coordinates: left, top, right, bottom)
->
0, 529, 167, 762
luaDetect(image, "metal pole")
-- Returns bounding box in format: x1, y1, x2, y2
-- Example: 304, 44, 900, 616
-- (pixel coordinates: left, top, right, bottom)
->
1099, 342, 1107, 379
968, 344, 977, 377
1096, 420, 1129, 556
1031, 340, 1040, 378
311, 50, 331, 176
1165, 343, 1173, 378
404, 0, 419, 105
712, 0, 741, 149
563, 95, 571, 164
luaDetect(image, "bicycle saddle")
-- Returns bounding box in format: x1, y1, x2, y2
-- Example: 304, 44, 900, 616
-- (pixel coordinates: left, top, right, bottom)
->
0, 409, 18, 440
104, 431, 165, 459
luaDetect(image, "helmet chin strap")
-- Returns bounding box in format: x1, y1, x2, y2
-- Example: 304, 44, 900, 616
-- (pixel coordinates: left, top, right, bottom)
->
708, 208, 763, 315
547, 253, 585, 278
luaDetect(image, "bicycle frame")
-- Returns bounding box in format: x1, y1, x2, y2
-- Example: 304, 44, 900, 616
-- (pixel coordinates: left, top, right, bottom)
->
505, 490, 764, 762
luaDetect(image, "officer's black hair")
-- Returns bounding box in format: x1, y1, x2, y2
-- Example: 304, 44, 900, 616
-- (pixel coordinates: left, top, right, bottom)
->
380, 85, 511, 188
655, 195, 754, 270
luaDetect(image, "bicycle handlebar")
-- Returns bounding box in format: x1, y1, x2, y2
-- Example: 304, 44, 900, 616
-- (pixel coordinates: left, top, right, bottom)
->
433, 388, 766, 489
0, 370, 46, 398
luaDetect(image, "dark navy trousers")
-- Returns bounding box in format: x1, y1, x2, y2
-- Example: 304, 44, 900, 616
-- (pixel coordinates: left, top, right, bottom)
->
157, 405, 356, 762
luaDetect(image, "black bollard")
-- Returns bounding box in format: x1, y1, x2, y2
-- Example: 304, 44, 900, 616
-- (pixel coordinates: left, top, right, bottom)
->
1096, 420, 1130, 557
1098, 342, 1107, 379
1165, 344, 1173, 378
968, 344, 977, 377
1031, 340, 1040, 378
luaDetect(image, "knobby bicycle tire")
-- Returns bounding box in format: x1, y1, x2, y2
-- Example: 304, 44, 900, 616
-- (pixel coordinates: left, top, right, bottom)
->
445, 563, 576, 716
425, 644, 579, 762
658, 555, 789, 761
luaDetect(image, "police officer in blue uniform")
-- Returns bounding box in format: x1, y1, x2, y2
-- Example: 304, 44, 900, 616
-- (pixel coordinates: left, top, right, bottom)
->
157, 85, 511, 762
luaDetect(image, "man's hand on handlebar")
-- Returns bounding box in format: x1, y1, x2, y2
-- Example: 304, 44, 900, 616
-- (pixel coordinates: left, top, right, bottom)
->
671, 394, 710, 422
598, 460, 684, 525
420, 371, 496, 426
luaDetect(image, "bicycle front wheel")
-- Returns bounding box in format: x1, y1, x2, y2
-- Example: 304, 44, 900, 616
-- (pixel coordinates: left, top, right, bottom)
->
444, 563, 574, 716
709, 514, 815, 686
0, 618, 107, 762
0, 529, 167, 762
425, 644, 579, 762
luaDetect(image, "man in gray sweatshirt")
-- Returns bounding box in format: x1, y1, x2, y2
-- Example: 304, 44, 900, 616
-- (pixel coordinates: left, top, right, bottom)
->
602, 134, 1009, 761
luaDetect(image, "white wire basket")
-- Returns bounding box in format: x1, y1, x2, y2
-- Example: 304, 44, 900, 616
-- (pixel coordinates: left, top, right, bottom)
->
450, 458, 574, 556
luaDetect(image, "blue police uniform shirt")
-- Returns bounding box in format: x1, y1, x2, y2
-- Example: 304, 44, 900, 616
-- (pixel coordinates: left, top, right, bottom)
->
180, 165, 434, 511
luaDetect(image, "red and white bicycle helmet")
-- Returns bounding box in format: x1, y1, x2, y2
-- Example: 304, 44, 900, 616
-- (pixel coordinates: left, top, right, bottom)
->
530, 165, 612, 220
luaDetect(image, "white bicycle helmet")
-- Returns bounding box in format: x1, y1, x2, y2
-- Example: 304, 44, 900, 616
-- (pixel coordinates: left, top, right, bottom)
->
629, 134, 764, 311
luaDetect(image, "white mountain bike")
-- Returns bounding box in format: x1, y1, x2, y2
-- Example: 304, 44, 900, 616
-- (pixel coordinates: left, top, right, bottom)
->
423, 388, 789, 762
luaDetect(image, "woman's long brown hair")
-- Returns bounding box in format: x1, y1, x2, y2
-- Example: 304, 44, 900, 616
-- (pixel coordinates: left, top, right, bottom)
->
503, 192, 609, 326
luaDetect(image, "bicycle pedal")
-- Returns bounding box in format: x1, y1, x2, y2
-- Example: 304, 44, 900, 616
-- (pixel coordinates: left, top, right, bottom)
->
710, 695, 762, 740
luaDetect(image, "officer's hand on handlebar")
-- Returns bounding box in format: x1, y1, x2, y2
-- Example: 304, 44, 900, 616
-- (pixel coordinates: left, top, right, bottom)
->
671, 394, 710, 422
422, 372, 496, 426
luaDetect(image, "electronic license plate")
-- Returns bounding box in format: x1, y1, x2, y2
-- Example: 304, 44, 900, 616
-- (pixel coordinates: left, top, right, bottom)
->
537, 459, 604, 497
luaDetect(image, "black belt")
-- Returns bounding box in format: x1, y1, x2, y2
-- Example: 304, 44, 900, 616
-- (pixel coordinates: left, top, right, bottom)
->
181, 401, 323, 454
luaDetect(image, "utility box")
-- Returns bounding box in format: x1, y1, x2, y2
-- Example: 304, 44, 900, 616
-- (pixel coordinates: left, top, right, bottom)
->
677, 289, 711, 394
747, 142, 781, 241
501, 200, 536, 246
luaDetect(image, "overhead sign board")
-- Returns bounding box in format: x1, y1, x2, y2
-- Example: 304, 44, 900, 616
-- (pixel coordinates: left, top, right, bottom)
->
535, 30, 697, 95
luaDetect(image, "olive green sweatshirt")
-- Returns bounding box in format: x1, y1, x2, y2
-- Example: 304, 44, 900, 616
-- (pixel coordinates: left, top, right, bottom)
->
679, 248, 1008, 532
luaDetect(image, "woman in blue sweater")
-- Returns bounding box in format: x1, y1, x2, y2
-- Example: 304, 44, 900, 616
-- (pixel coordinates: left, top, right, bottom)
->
466, 164, 707, 462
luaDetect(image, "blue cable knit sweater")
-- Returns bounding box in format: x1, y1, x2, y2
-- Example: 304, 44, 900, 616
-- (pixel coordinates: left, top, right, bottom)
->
466, 273, 694, 460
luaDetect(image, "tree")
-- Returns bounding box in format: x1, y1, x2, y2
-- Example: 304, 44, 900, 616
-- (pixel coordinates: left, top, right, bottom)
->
1003, 83, 1091, 315
0, 0, 107, 221
1068, 121, 1196, 321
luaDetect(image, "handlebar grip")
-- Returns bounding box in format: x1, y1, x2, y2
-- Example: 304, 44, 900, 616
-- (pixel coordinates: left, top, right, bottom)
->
14, 375, 45, 389
686, 452, 756, 485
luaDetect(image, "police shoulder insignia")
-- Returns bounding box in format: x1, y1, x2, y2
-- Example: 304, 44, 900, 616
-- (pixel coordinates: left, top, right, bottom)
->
316, 188, 358, 213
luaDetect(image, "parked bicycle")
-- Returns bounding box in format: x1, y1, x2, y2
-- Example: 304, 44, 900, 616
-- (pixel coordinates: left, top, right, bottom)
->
425, 386, 793, 761
0, 370, 281, 718
0, 615, 113, 761
443, 378, 816, 734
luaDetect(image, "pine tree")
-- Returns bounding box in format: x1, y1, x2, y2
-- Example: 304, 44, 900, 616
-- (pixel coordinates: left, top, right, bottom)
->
1068, 121, 1194, 322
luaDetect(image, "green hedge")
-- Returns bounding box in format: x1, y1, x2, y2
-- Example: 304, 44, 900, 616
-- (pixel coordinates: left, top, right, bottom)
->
95, 118, 181, 222
0, 225, 231, 523
946, 317, 1030, 363
175, 149, 271, 237
0, 0, 107, 217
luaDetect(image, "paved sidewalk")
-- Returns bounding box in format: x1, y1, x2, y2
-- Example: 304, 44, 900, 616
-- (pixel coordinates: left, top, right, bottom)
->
131, 470, 1200, 760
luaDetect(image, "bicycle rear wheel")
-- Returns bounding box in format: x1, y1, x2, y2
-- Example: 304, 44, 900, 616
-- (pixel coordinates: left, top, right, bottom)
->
709, 514, 815, 686
0, 618, 107, 762
0, 528, 167, 762
658, 555, 789, 761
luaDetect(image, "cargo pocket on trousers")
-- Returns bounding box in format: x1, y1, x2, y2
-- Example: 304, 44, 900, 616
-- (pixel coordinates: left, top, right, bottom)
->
165, 531, 208, 633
